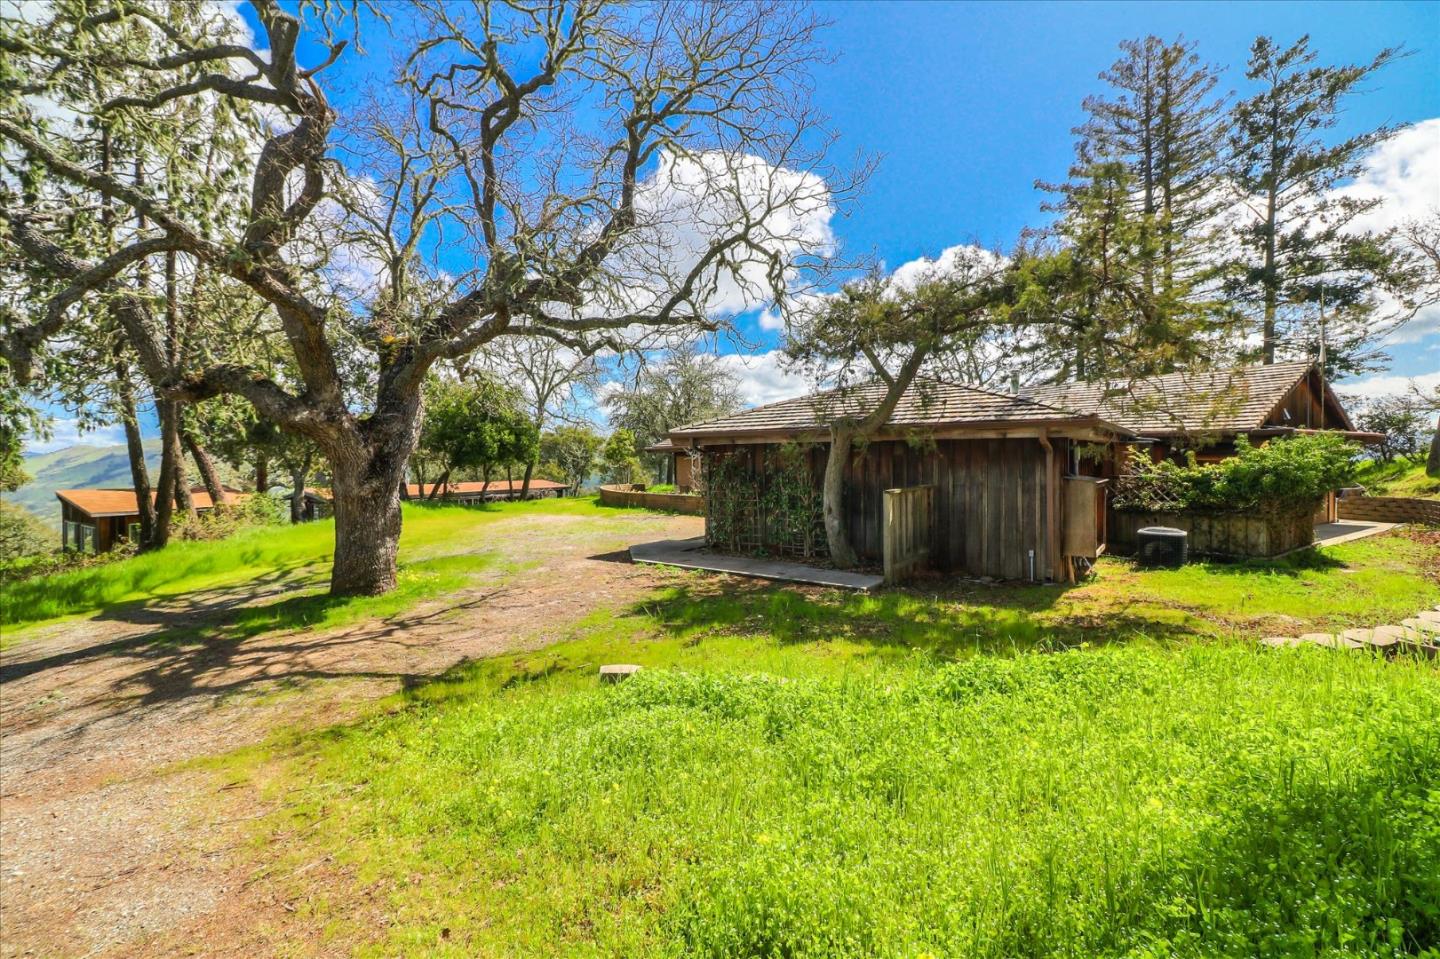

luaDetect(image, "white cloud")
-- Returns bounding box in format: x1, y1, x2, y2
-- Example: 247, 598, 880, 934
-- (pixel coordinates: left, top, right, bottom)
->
713, 350, 813, 407
1337, 118, 1440, 345
887, 244, 1006, 292
23, 419, 128, 455
1336, 370, 1440, 403
565, 151, 836, 328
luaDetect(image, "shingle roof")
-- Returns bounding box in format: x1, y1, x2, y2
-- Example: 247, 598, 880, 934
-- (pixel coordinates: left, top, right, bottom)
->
1020, 361, 1325, 436
57, 487, 247, 517
670, 378, 1121, 438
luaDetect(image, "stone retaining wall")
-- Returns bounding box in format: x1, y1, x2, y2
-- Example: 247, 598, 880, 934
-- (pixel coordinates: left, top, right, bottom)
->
1337, 495, 1440, 525
599, 484, 705, 515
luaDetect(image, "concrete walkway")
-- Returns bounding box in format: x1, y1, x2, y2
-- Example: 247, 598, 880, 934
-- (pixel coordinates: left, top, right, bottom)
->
629, 536, 884, 591
1262, 606, 1440, 658
1312, 519, 1398, 548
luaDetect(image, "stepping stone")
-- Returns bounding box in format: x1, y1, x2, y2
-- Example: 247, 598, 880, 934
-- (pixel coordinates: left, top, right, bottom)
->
599, 664, 642, 684
1390, 623, 1440, 659
1341, 627, 1396, 651
1419, 610, 1440, 624
1261, 636, 1305, 648
1402, 618, 1440, 636
1374, 624, 1438, 656
1299, 632, 1362, 650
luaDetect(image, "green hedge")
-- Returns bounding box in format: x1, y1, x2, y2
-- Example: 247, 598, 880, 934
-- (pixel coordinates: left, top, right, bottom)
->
1113, 433, 1358, 514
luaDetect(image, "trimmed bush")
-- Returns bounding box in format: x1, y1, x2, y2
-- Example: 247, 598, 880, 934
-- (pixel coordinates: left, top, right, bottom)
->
1113, 433, 1358, 514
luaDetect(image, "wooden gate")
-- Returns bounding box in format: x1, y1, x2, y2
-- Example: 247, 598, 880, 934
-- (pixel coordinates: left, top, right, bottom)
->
883, 485, 934, 584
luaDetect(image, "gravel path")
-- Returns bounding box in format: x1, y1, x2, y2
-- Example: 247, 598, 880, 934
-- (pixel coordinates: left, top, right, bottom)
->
0, 508, 701, 958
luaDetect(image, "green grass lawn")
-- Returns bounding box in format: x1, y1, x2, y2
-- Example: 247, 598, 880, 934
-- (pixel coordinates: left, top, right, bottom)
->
237, 634, 1440, 958
1353, 456, 1440, 500
7, 498, 1439, 955
0, 497, 633, 640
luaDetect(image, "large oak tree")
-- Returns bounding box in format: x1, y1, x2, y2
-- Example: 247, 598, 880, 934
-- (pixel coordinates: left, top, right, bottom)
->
1, 0, 848, 594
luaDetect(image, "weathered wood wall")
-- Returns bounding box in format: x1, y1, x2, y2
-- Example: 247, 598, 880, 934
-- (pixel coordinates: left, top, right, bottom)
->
704, 437, 1056, 580
883, 485, 934, 584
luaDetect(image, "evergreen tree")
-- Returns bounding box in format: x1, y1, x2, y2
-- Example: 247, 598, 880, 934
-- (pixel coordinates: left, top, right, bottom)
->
1224, 35, 1410, 374
1030, 36, 1232, 382
1079, 35, 1229, 306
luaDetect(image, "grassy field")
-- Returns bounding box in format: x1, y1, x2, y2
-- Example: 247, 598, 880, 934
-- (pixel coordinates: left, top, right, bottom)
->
236, 630, 1440, 958
8, 500, 1439, 955
1353, 456, 1440, 500
0, 497, 632, 640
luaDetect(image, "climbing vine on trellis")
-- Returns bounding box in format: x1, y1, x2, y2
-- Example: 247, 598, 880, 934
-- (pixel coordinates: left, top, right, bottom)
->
760, 443, 828, 560
704, 451, 761, 554
702, 444, 828, 560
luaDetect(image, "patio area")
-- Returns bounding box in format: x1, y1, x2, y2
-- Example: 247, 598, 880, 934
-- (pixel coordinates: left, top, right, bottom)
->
1312, 519, 1398, 548
629, 536, 884, 591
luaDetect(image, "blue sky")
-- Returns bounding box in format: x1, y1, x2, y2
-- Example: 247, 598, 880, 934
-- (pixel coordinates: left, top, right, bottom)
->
29, 1, 1440, 451
813, 0, 1438, 262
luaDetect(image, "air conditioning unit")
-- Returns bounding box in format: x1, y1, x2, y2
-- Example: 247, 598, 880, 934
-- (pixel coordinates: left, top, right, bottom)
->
1136, 526, 1188, 568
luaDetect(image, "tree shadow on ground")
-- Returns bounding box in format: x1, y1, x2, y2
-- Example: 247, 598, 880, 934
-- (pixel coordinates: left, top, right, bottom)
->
0, 563, 516, 717
620, 576, 1198, 660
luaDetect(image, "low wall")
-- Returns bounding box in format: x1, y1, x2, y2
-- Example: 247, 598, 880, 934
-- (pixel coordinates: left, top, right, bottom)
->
1337, 495, 1440, 525
599, 484, 705, 515
1112, 506, 1315, 560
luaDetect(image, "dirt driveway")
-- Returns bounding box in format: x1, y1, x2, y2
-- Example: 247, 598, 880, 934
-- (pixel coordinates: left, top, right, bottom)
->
0, 507, 701, 958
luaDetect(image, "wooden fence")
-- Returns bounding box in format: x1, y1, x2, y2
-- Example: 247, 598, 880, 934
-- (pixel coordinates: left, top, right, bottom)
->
598, 484, 705, 515
883, 485, 934, 584
1110, 505, 1316, 560
1336, 495, 1440, 526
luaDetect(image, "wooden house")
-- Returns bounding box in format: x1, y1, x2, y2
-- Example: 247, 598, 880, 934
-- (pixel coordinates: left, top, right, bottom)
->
669, 380, 1135, 582
665, 362, 1376, 583
1021, 361, 1377, 462
643, 438, 697, 490
57, 487, 244, 552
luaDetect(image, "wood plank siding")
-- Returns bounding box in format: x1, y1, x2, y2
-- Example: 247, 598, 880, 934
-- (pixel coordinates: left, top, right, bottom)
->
705, 437, 1060, 581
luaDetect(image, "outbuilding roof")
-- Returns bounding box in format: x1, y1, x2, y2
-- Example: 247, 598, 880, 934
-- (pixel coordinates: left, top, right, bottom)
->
308, 479, 569, 501
56, 487, 245, 518
1019, 361, 1353, 437
670, 378, 1130, 440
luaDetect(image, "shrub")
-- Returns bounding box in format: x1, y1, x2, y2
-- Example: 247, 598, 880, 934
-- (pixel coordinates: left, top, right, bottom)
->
1113, 433, 1358, 514
171, 490, 286, 541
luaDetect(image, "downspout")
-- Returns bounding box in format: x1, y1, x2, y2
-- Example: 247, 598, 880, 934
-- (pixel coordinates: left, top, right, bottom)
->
1038, 430, 1060, 583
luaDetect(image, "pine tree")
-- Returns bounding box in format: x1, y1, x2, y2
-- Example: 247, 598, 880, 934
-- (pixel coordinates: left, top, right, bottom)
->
1079, 35, 1229, 309
1031, 35, 1232, 382
1224, 35, 1410, 374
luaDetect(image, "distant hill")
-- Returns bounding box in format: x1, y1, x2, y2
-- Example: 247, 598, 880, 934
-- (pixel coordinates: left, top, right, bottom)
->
8, 441, 163, 527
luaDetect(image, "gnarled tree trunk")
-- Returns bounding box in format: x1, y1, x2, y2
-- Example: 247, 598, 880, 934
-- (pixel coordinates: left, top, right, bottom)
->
823, 423, 858, 568
328, 450, 408, 596
1428, 417, 1440, 479
116, 365, 157, 550
184, 430, 228, 508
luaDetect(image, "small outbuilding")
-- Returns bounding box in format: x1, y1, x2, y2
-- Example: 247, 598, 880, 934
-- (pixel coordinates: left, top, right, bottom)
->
665, 361, 1375, 583
57, 486, 244, 552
